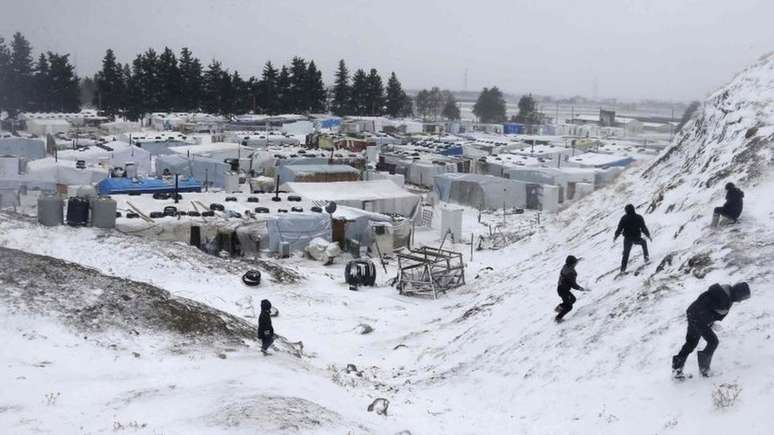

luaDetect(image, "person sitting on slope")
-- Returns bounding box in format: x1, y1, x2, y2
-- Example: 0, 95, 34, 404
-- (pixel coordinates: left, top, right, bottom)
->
712, 182, 744, 227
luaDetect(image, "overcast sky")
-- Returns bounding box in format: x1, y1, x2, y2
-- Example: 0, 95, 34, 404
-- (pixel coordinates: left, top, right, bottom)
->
3, 0, 772, 101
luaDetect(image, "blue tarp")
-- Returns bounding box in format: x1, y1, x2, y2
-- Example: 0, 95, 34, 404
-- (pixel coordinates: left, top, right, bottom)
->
438, 146, 463, 156
319, 118, 342, 129
97, 176, 202, 195
503, 123, 524, 135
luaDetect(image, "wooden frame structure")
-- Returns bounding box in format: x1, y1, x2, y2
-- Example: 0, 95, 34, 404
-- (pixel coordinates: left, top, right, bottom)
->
396, 247, 465, 299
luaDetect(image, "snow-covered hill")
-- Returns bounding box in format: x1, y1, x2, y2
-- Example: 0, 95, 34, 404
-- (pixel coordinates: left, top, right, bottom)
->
2, 54, 774, 434
390, 53, 774, 433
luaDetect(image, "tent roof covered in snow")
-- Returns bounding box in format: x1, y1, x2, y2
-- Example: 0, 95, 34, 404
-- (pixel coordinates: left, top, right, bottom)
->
567, 152, 635, 168
434, 173, 529, 210
0, 137, 47, 160
282, 179, 420, 217
277, 164, 360, 184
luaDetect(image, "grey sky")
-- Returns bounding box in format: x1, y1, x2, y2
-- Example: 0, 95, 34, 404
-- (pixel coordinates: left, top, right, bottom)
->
3, 0, 772, 101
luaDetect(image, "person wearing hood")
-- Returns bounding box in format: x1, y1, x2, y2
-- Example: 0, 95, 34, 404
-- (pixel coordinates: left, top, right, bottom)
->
712, 182, 744, 227
554, 255, 587, 322
614, 204, 652, 273
258, 299, 275, 356
672, 282, 751, 378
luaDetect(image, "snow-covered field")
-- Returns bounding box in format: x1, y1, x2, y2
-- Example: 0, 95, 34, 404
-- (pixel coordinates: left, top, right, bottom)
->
2, 54, 774, 434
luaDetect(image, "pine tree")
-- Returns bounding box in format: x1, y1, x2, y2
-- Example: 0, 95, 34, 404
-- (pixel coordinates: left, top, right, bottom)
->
32, 54, 50, 112
330, 60, 350, 116
442, 92, 460, 120
45, 52, 80, 112
178, 48, 203, 112
385, 72, 407, 118
229, 70, 247, 114
276, 65, 291, 113
473, 87, 506, 123
350, 69, 368, 116
365, 68, 384, 115
415, 89, 429, 120
157, 47, 180, 111
259, 61, 278, 114
6, 32, 34, 116
288, 57, 307, 113
79, 76, 97, 108
202, 60, 225, 114
514, 93, 538, 123
305, 60, 326, 113
399, 94, 414, 117
0, 37, 9, 113
94, 49, 125, 116
125, 54, 146, 121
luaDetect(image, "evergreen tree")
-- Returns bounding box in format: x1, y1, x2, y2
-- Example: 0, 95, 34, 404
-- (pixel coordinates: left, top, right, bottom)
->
305, 60, 326, 113
178, 47, 203, 112
32, 53, 50, 112
229, 70, 247, 114
350, 69, 368, 116
79, 76, 97, 108
6, 32, 34, 116
365, 68, 384, 115
415, 89, 430, 120
157, 47, 180, 111
473, 87, 506, 123
442, 92, 460, 120
330, 59, 350, 116
94, 49, 125, 116
514, 93, 539, 123
399, 94, 414, 117
0, 37, 9, 113
288, 57, 307, 112
45, 52, 80, 112
125, 54, 146, 121
202, 60, 226, 114
385, 72, 409, 118
259, 61, 278, 114
276, 65, 291, 113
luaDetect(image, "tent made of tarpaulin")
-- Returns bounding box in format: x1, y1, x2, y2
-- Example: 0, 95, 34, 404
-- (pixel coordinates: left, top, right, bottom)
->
57, 141, 152, 175
0, 138, 46, 160
283, 179, 420, 217
26, 157, 109, 185
97, 176, 201, 195
434, 173, 528, 210
168, 142, 254, 161
0, 179, 58, 208
331, 205, 393, 248
155, 154, 230, 188
277, 164, 360, 185
405, 161, 457, 187
133, 140, 190, 156
265, 213, 331, 253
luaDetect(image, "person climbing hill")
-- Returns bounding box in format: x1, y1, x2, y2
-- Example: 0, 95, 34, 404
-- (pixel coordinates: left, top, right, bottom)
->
712, 182, 744, 227
614, 204, 651, 273
258, 299, 275, 356
672, 282, 750, 379
554, 255, 588, 322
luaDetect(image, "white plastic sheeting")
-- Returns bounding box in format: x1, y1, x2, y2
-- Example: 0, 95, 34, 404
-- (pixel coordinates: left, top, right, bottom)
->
304, 237, 342, 264
0, 138, 47, 160
434, 173, 527, 210
283, 180, 421, 217
265, 213, 331, 253
277, 164, 359, 185
405, 161, 457, 187
26, 157, 109, 185
155, 154, 229, 188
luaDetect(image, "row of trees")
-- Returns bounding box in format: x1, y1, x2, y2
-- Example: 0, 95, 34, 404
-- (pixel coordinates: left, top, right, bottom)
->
0, 33, 81, 117
415, 87, 460, 121
330, 60, 412, 117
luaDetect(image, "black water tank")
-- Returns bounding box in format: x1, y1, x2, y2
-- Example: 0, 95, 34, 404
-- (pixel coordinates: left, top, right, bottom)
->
224, 158, 239, 172
66, 197, 90, 227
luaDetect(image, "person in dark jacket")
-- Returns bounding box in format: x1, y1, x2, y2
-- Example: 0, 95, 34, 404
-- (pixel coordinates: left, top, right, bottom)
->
672, 282, 750, 378
614, 204, 652, 273
554, 255, 587, 322
258, 299, 275, 355
712, 182, 744, 226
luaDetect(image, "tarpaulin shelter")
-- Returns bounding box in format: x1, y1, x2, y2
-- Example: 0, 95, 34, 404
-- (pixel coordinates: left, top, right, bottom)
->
433, 173, 527, 210
155, 154, 230, 188
97, 176, 201, 195
283, 179, 421, 217
0, 137, 46, 160
277, 164, 360, 185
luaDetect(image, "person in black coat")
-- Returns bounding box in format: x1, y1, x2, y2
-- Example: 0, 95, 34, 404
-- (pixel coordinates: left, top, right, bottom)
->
555, 255, 586, 322
712, 182, 744, 226
258, 299, 275, 355
672, 282, 750, 378
614, 204, 652, 273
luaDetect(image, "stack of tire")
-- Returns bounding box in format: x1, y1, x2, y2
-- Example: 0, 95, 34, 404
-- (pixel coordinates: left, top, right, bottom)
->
345, 259, 377, 289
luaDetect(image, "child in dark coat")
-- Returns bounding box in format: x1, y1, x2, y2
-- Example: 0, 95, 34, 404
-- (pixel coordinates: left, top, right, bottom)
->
258, 299, 275, 355
555, 255, 586, 322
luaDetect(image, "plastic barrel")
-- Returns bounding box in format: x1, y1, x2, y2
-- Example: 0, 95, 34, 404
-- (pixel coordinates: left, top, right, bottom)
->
37, 194, 64, 226
92, 197, 117, 229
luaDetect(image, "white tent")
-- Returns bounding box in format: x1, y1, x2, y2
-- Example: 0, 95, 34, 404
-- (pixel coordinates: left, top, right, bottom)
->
56, 141, 152, 175
282, 179, 421, 217
405, 161, 457, 187
26, 118, 70, 136
26, 157, 109, 185
434, 173, 527, 209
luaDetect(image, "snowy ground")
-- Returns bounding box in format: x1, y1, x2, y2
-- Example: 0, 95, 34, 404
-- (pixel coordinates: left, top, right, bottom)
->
3, 55, 774, 434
